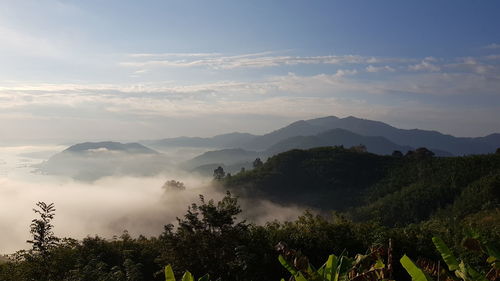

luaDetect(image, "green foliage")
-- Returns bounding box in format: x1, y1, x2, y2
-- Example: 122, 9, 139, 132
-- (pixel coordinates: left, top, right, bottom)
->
400, 255, 433, 281
401, 236, 499, 281
165, 265, 176, 281
432, 237, 459, 271
164, 265, 210, 281
27, 202, 59, 257
277, 242, 394, 281
224, 146, 396, 210
157, 192, 249, 280
223, 146, 500, 227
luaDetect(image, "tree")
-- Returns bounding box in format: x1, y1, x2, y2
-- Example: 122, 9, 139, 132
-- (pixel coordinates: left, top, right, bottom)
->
27, 202, 59, 258
415, 147, 435, 158
162, 180, 186, 191
253, 158, 263, 169
213, 166, 225, 180
496, 148, 500, 154
158, 192, 249, 280
350, 144, 367, 153
405, 147, 435, 159
392, 150, 403, 158
26, 202, 59, 281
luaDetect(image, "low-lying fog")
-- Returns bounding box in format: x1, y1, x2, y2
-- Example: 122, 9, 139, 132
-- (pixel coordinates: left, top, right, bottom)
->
0, 145, 307, 254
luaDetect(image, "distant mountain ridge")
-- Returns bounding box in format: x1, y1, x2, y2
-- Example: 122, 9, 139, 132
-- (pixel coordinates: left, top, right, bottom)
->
265, 128, 416, 156
185, 148, 260, 168
143, 115, 499, 171
144, 132, 257, 149
147, 116, 498, 156
242, 116, 498, 155
64, 141, 158, 154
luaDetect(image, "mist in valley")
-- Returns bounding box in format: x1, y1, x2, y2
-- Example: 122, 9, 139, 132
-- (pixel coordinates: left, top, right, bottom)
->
0, 145, 307, 255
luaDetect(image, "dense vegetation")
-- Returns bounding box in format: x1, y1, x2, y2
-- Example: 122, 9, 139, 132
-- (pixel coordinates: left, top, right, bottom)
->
1, 147, 499, 280
223, 146, 500, 227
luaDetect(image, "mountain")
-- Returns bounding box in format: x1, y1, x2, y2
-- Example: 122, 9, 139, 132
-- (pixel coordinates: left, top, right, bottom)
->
63, 141, 158, 154
475, 133, 500, 148
184, 148, 260, 169
244, 116, 499, 155
144, 132, 257, 149
39, 142, 169, 181
184, 128, 414, 171
306, 116, 496, 155
265, 128, 414, 156
241, 120, 325, 150
146, 115, 499, 157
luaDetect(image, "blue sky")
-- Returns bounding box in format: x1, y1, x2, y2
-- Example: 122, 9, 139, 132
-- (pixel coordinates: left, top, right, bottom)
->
1, 0, 499, 142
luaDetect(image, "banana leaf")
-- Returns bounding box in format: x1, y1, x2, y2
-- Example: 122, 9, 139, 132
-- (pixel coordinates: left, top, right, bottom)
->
165, 265, 176, 281
400, 255, 434, 281
432, 237, 459, 271
198, 274, 210, 281
278, 255, 309, 281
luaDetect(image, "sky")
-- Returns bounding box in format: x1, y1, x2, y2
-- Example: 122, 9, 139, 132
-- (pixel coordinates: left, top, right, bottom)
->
1, 0, 500, 143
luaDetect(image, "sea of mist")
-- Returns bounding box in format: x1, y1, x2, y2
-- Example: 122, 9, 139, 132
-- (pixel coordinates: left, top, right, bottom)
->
0, 145, 307, 254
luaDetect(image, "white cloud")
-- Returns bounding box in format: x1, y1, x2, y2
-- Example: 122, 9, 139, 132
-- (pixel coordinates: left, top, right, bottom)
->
408, 57, 441, 72
1, 50, 500, 141
485, 54, 500, 60
128, 52, 223, 58
365, 65, 396, 73
119, 52, 402, 70
483, 43, 500, 49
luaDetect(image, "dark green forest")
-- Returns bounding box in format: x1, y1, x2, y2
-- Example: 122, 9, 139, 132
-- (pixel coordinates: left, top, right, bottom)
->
1, 147, 499, 281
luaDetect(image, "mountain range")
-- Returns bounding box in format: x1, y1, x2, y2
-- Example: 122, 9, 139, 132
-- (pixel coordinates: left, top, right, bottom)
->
41, 116, 500, 179
146, 116, 499, 156
153, 116, 499, 172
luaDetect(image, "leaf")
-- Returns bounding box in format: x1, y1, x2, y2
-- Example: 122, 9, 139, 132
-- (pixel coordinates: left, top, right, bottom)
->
454, 261, 469, 281
432, 237, 459, 271
483, 242, 500, 263
278, 255, 309, 281
400, 255, 434, 281
373, 259, 385, 269
337, 256, 353, 281
335, 256, 345, 281
279, 255, 299, 276
165, 265, 176, 281
324, 254, 338, 281
465, 264, 488, 281
198, 274, 210, 281
182, 271, 195, 281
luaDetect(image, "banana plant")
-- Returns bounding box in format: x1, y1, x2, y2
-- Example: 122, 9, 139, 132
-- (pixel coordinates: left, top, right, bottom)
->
432, 237, 488, 281
401, 236, 498, 281
462, 230, 500, 279
277, 242, 392, 281
278, 253, 352, 281
164, 265, 210, 281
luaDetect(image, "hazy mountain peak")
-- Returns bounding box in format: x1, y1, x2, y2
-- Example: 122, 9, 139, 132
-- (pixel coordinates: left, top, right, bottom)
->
64, 141, 158, 155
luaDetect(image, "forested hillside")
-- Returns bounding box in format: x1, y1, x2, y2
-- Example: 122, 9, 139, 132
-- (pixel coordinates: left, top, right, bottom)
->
223, 146, 500, 227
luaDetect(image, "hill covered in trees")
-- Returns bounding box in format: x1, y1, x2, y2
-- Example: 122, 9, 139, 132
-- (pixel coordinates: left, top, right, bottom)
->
222, 146, 500, 227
